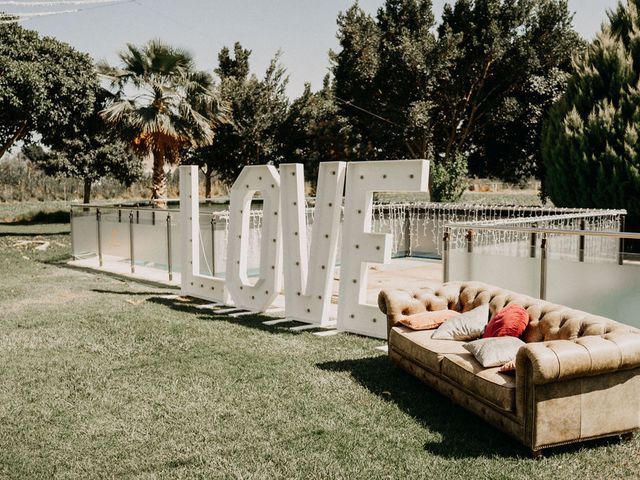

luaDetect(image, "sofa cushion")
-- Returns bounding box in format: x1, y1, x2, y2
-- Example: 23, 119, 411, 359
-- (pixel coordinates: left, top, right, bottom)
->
389, 326, 468, 372
483, 304, 529, 338
432, 303, 490, 341
441, 353, 515, 412
397, 309, 460, 331
463, 336, 525, 368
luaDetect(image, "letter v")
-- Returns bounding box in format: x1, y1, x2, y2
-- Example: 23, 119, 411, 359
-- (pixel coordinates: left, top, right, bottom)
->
280, 162, 346, 326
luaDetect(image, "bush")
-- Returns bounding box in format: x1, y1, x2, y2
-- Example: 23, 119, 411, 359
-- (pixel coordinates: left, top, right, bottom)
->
430, 152, 468, 202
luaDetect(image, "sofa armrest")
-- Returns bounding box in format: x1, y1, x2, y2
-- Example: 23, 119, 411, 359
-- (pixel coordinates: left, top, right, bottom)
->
516, 332, 640, 385
378, 288, 448, 330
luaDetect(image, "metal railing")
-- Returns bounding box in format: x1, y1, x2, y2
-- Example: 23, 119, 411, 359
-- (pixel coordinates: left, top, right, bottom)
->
443, 224, 639, 300
71, 201, 629, 285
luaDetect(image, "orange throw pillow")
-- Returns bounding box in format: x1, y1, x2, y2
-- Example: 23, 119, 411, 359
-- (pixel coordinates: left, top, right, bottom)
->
398, 310, 459, 331
483, 304, 529, 338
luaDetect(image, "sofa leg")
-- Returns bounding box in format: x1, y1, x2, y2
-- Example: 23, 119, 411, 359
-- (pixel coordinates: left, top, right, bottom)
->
531, 449, 544, 460
620, 432, 634, 442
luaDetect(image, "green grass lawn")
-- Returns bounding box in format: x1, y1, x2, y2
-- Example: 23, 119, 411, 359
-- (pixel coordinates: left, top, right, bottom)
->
0, 226, 638, 479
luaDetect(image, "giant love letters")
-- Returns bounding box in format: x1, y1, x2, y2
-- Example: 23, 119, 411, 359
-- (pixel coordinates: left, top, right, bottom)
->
180, 160, 429, 339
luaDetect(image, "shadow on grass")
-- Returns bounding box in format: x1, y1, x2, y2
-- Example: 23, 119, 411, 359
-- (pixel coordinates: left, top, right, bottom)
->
317, 356, 630, 459
317, 355, 525, 459
0, 209, 70, 225
0, 226, 70, 237
147, 295, 305, 336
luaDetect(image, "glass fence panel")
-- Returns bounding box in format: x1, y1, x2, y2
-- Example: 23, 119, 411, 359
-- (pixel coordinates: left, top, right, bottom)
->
134, 210, 171, 269
412, 214, 440, 258
100, 210, 131, 260
198, 216, 214, 277
71, 210, 97, 259
448, 250, 540, 298
170, 213, 182, 273
547, 256, 640, 328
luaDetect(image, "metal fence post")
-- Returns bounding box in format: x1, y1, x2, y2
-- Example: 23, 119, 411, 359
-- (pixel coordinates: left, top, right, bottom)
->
129, 211, 135, 274
540, 234, 547, 300
166, 213, 173, 281
619, 215, 626, 265
443, 228, 450, 283
466, 229, 474, 253
579, 219, 586, 262
404, 207, 412, 257
70, 208, 76, 260
210, 216, 217, 275
96, 208, 103, 267
529, 223, 537, 258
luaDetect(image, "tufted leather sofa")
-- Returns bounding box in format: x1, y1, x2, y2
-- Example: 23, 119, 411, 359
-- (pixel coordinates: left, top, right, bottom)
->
378, 281, 640, 455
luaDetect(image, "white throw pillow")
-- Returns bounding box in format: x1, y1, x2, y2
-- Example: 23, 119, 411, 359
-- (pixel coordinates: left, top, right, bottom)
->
463, 336, 525, 368
431, 303, 489, 341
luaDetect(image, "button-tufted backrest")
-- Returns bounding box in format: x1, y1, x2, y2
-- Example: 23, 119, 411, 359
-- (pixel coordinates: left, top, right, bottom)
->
378, 281, 638, 342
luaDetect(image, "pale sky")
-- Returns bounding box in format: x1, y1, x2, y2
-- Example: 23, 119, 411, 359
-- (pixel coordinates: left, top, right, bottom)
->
3, 0, 620, 98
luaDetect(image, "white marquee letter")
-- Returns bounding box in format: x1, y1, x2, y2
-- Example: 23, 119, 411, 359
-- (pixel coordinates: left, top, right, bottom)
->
280, 162, 346, 325
337, 160, 429, 338
226, 165, 282, 311
180, 165, 230, 303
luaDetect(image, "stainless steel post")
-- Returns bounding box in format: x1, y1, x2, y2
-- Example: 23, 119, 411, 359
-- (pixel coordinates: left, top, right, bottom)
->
530, 223, 537, 258
166, 213, 173, 281
404, 207, 412, 257
579, 219, 585, 262
619, 215, 626, 265
466, 229, 474, 253
96, 208, 103, 267
540, 234, 547, 300
129, 211, 135, 274
210, 216, 216, 275
70, 208, 76, 260
443, 228, 450, 283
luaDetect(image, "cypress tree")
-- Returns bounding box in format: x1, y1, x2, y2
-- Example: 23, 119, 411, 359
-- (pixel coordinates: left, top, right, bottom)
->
542, 0, 640, 224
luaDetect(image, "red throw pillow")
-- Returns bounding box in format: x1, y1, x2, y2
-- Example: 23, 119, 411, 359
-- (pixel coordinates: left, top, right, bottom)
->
483, 304, 529, 339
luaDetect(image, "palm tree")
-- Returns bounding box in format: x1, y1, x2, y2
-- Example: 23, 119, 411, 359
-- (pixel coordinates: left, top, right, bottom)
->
98, 40, 230, 200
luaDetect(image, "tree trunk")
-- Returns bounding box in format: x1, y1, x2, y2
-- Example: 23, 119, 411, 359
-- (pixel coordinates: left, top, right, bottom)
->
151, 148, 167, 205
83, 178, 92, 204
205, 169, 212, 198
0, 120, 28, 160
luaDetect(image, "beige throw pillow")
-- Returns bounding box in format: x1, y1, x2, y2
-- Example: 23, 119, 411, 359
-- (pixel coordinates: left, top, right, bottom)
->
463, 336, 525, 368
431, 303, 489, 341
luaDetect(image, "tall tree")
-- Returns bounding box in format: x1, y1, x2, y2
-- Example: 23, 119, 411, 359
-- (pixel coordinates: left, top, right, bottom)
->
99, 40, 230, 200
435, 0, 581, 186
186, 43, 289, 189
332, 1, 439, 162
0, 21, 96, 159
332, 0, 580, 200
542, 0, 640, 226
24, 88, 142, 204
279, 77, 350, 183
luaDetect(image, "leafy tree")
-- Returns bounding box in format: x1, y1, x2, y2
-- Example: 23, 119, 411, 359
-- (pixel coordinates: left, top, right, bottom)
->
0, 21, 97, 159
437, 0, 581, 185
278, 76, 350, 183
332, 1, 438, 162
332, 0, 580, 200
186, 43, 289, 190
24, 88, 142, 203
542, 0, 640, 225
99, 40, 230, 200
